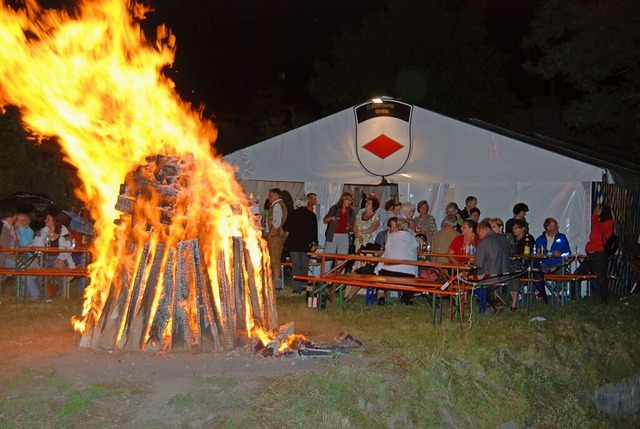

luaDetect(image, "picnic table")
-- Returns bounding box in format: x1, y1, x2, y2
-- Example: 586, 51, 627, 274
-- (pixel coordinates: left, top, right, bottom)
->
0, 246, 91, 298
294, 252, 476, 324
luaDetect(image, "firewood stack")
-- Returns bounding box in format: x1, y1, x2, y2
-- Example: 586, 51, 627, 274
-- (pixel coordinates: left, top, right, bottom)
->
78, 155, 278, 353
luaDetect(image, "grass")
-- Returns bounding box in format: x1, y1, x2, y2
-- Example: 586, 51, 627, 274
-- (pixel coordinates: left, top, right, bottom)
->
1, 283, 639, 428
0, 368, 141, 428
258, 292, 640, 428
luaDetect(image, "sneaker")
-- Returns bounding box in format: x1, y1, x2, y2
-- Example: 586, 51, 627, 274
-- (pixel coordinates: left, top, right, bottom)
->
291, 287, 305, 294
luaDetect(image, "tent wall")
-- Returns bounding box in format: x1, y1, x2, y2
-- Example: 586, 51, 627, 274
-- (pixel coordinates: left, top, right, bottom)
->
226, 103, 608, 253
240, 179, 591, 253
240, 180, 343, 246
397, 181, 591, 253
225, 106, 605, 185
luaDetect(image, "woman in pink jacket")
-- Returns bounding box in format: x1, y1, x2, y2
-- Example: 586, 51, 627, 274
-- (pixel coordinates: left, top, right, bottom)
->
575, 204, 614, 304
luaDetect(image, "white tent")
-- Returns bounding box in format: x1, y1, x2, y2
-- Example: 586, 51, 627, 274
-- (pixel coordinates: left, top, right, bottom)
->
224, 102, 607, 252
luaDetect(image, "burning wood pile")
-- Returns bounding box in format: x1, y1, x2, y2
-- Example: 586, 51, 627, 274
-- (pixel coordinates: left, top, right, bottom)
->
0, 0, 300, 355
78, 155, 279, 353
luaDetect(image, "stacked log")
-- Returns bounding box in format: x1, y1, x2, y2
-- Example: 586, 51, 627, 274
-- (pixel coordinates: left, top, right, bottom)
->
79, 155, 279, 353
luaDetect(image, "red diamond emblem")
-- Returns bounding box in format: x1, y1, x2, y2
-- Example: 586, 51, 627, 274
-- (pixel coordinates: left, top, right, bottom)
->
362, 134, 404, 159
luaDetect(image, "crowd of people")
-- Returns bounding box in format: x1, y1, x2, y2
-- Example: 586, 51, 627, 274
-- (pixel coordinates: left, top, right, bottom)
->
259, 189, 616, 308
3, 189, 617, 308
0, 204, 87, 299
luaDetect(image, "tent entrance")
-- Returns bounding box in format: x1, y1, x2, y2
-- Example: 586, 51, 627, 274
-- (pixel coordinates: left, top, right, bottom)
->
344, 183, 399, 210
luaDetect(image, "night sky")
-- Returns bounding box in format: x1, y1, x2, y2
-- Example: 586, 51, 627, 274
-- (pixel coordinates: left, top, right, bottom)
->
24, 0, 634, 163
145, 1, 387, 114
144, 0, 547, 153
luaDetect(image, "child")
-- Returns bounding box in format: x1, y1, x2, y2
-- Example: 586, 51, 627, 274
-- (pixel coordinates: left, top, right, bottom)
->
16, 213, 34, 246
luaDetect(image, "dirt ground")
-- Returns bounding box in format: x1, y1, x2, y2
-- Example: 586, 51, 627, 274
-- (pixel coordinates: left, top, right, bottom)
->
0, 291, 368, 427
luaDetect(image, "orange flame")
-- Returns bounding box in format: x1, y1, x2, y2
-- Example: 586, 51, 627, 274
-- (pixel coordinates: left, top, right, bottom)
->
0, 0, 274, 344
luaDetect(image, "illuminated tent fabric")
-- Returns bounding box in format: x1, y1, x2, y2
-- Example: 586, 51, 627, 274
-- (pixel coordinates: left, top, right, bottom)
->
224, 103, 607, 251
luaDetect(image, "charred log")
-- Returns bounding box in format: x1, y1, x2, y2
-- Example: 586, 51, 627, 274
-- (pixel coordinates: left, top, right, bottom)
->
80, 155, 279, 353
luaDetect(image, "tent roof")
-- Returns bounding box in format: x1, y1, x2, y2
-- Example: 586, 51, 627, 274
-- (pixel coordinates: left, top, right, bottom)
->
467, 119, 640, 192
225, 103, 626, 186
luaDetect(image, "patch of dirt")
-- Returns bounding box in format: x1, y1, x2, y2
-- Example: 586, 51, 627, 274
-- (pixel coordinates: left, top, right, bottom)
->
0, 292, 369, 427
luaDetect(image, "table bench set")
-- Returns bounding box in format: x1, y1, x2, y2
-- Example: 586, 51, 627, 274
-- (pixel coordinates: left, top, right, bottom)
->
294, 252, 477, 324
292, 251, 605, 324
0, 246, 90, 298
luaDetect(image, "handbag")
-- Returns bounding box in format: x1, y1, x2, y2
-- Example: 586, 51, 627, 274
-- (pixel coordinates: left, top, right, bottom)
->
603, 233, 619, 256
355, 263, 376, 274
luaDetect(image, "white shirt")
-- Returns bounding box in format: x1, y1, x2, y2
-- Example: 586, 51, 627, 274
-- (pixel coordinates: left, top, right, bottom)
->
375, 230, 418, 276
35, 225, 76, 268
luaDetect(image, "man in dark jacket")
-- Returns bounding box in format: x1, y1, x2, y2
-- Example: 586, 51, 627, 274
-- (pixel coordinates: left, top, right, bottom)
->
475, 220, 512, 313
284, 197, 318, 293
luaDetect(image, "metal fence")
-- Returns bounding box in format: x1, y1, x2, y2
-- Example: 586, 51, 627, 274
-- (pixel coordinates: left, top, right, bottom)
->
597, 182, 640, 295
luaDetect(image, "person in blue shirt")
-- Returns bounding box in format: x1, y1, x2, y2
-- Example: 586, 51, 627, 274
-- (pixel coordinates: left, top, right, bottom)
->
534, 218, 572, 269
16, 213, 34, 246
531, 218, 571, 304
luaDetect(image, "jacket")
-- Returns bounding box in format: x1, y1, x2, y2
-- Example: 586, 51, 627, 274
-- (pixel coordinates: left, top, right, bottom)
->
585, 214, 614, 253
283, 207, 318, 252
324, 205, 355, 242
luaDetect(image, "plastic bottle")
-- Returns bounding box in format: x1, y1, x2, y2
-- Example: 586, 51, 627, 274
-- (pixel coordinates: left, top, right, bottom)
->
468, 243, 475, 255
532, 243, 537, 255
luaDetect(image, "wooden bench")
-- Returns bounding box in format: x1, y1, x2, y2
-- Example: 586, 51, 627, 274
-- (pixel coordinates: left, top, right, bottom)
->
294, 271, 473, 325
293, 252, 478, 324
0, 246, 91, 299
519, 273, 617, 304
0, 267, 89, 298
279, 260, 321, 289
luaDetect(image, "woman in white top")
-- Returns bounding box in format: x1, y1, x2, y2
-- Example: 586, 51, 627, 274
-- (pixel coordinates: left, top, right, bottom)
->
37, 211, 75, 266
36, 208, 76, 296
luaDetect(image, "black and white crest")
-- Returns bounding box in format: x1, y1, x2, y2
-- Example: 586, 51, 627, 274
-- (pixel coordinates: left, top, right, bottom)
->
354, 99, 412, 178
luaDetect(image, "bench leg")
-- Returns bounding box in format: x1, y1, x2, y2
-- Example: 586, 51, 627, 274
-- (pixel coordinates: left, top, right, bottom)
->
431, 293, 437, 325
280, 265, 286, 290
451, 294, 463, 322
312, 282, 327, 311
449, 295, 459, 322
64, 277, 72, 298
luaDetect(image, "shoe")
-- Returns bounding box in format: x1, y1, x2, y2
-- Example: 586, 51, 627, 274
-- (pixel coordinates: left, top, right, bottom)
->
377, 297, 385, 306
510, 306, 517, 312
494, 304, 505, 314
292, 288, 305, 294
403, 299, 414, 306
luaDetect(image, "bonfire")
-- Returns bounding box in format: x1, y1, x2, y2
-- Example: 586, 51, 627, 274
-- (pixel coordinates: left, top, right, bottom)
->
0, 0, 279, 352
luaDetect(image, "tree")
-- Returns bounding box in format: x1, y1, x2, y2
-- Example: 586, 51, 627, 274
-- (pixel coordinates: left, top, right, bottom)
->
308, 0, 518, 123
0, 106, 80, 208
525, 0, 640, 159
213, 83, 318, 155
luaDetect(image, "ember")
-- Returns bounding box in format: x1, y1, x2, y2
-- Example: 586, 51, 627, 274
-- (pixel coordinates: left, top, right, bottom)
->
0, 0, 282, 353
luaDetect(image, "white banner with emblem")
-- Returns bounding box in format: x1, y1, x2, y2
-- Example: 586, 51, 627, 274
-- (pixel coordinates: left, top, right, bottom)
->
354, 99, 413, 178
